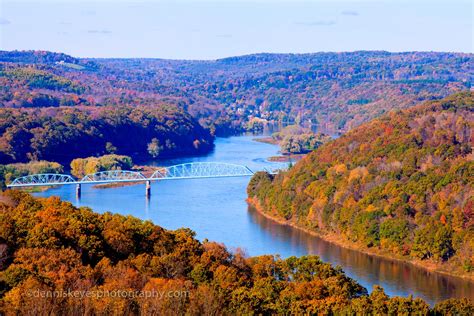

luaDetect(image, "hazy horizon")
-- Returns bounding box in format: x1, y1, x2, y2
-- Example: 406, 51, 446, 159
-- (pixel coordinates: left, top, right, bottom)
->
1, 49, 473, 62
0, 0, 472, 59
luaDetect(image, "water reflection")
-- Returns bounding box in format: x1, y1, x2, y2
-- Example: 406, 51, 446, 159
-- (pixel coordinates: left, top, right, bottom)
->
144, 195, 150, 220
34, 135, 474, 306
248, 206, 474, 304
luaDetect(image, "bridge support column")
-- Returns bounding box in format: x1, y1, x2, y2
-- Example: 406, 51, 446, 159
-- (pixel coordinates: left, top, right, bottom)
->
76, 184, 81, 198
145, 180, 151, 198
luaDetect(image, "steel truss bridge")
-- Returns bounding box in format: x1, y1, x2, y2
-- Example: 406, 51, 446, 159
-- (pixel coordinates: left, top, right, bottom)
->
7, 162, 282, 197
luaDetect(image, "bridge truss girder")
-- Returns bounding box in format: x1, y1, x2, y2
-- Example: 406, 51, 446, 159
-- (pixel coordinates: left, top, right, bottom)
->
5, 162, 284, 188
150, 162, 254, 180
8, 174, 76, 187
81, 170, 147, 183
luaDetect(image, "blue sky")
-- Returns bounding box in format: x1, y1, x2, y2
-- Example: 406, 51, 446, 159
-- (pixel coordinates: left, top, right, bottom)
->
0, 0, 472, 59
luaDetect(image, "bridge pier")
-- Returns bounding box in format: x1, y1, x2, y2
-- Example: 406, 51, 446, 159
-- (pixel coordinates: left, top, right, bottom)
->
145, 180, 151, 198
76, 184, 81, 198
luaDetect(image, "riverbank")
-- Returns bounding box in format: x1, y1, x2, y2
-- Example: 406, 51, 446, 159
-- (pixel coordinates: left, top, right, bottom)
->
92, 181, 145, 189
20, 185, 58, 193
253, 137, 278, 145
267, 154, 305, 162
247, 196, 474, 283
255, 137, 306, 162
32, 134, 473, 302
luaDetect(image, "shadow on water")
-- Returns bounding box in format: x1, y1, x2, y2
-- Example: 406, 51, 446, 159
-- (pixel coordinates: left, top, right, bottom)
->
247, 205, 474, 305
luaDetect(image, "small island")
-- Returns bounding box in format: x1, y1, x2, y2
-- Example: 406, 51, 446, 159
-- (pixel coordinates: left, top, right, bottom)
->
257, 125, 333, 162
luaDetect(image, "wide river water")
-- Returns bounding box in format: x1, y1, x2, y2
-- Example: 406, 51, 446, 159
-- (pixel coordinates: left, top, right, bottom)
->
35, 135, 474, 305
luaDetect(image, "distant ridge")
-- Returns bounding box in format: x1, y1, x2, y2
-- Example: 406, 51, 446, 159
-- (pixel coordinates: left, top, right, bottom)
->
0, 50, 472, 134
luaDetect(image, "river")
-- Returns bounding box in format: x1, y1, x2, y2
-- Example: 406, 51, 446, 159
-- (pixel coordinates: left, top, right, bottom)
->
34, 134, 474, 305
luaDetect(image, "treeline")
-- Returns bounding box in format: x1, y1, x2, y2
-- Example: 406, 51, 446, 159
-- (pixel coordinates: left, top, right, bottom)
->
97, 51, 472, 132
0, 50, 93, 66
0, 155, 137, 188
0, 50, 471, 134
0, 105, 214, 165
272, 125, 332, 154
280, 133, 331, 155
1, 66, 85, 94
0, 161, 63, 189
0, 191, 472, 314
248, 92, 474, 277
70, 154, 133, 178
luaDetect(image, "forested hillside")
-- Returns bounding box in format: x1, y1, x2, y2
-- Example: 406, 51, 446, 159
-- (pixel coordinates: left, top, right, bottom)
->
248, 92, 474, 277
0, 105, 213, 164
0, 191, 472, 314
0, 50, 471, 134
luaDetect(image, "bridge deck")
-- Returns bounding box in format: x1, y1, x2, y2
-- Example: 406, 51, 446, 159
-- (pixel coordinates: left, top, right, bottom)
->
7, 162, 283, 188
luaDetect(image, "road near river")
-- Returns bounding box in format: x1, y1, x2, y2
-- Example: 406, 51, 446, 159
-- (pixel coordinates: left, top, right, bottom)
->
34, 134, 474, 305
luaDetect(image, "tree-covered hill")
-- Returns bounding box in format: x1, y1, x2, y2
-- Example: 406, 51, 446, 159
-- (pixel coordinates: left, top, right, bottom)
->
0, 191, 472, 314
248, 92, 474, 278
0, 105, 213, 165
0, 50, 471, 134
0, 50, 85, 66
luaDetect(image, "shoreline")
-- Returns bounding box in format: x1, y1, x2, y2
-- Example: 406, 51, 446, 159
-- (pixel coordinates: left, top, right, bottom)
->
253, 137, 279, 145
92, 181, 145, 189
247, 196, 474, 283
267, 154, 306, 162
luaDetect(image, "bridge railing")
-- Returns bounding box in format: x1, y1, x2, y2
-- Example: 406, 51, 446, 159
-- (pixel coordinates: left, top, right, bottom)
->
81, 170, 147, 183
6, 162, 286, 188
8, 174, 77, 187
150, 162, 254, 180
